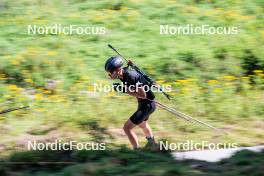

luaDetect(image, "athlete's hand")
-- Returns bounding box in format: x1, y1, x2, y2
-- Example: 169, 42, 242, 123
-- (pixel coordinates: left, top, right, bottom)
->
128, 60, 133, 66
127, 87, 147, 99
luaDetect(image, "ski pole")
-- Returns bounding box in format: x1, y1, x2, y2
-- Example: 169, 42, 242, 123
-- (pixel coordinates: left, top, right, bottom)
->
153, 100, 229, 135
0, 106, 30, 115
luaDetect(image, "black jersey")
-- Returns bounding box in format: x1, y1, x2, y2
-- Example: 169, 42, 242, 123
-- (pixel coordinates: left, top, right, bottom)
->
120, 67, 155, 104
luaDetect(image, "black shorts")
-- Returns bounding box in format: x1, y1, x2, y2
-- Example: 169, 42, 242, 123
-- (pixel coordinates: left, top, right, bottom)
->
130, 101, 156, 125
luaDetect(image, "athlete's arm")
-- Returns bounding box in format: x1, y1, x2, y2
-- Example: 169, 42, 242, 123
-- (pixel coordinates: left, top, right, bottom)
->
127, 87, 147, 99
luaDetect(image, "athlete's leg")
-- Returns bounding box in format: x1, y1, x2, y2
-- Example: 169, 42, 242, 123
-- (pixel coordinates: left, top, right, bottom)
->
123, 119, 138, 149
138, 121, 153, 138
138, 101, 156, 139
138, 120, 157, 150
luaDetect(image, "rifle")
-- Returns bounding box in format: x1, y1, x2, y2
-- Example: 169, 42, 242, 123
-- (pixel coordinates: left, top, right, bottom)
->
108, 44, 171, 100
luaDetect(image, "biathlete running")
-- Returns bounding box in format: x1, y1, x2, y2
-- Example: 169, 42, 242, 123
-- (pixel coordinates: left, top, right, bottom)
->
105, 56, 157, 150
104, 45, 227, 149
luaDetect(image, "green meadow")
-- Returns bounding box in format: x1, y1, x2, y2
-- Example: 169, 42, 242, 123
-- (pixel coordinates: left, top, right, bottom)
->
0, 0, 263, 175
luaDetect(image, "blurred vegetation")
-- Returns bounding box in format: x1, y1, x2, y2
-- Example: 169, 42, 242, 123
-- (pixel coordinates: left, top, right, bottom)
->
0, 0, 263, 174
0, 147, 263, 176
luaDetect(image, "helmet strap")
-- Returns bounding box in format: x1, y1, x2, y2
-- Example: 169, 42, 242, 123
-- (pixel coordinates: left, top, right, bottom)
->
117, 68, 123, 79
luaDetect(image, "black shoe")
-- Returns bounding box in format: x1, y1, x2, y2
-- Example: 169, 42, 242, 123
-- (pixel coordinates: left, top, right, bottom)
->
144, 137, 159, 151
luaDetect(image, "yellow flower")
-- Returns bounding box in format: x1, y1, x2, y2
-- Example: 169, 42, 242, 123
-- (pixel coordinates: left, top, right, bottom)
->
25, 79, 33, 84
35, 93, 43, 100
8, 84, 18, 91
87, 85, 94, 91
37, 88, 45, 92
181, 87, 190, 94
18, 97, 26, 101
43, 60, 54, 65
16, 55, 23, 61
169, 92, 177, 96
0, 117, 6, 120
222, 75, 237, 81
203, 9, 216, 16
22, 70, 29, 75
47, 51, 57, 56
43, 90, 51, 94
120, 7, 128, 12
156, 80, 165, 85
241, 76, 249, 80
11, 60, 20, 65
36, 108, 45, 112
253, 70, 263, 73
8, 84, 23, 93
214, 88, 223, 93
253, 70, 263, 76
106, 92, 116, 97
0, 74, 6, 80
208, 80, 218, 85
185, 6, 199, 13
176, 79, 190, 84
80, 76, 90, 81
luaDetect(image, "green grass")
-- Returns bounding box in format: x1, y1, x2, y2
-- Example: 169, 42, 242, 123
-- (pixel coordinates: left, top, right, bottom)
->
0, 147, 263, 176
0, 0, 263, 174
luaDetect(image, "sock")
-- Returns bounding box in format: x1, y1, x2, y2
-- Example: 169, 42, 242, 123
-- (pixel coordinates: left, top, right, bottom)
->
146, 136, 155, 142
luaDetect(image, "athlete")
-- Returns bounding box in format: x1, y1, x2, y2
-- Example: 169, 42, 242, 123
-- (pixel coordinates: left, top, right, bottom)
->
105, 56, 157, 150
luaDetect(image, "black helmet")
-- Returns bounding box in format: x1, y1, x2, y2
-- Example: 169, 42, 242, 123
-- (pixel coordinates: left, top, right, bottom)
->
105, 56, 123, 72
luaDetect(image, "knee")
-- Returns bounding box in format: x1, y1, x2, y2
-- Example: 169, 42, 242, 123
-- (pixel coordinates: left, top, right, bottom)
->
123, 124, 130, 134
138, 122, 147, 129
138, 124, 146, 129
